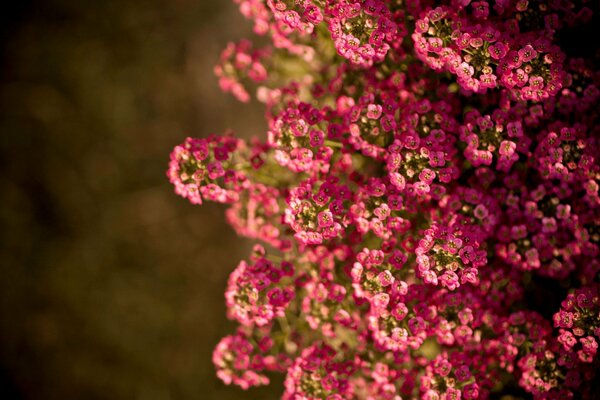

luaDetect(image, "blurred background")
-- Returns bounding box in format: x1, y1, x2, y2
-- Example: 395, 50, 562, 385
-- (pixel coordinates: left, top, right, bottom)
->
0, 0, 280, 398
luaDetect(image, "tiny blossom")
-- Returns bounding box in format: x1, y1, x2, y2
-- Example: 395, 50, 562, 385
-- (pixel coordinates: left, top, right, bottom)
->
225, 249, 294, 326
213, 329, 285, 389
168, 135, 247, 205
553, 285, 600, 364
168, 1, 600, 398
214, 40, 269, 102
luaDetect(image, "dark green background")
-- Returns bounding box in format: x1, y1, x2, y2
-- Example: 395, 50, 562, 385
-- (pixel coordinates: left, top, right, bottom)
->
0, 1, 279, 398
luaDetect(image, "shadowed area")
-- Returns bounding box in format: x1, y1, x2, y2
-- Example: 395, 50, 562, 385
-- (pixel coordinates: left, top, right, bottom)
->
0, 0, 280, 398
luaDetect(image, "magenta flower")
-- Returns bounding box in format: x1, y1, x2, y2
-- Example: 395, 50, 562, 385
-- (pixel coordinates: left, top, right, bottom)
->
169, 1, 600, 397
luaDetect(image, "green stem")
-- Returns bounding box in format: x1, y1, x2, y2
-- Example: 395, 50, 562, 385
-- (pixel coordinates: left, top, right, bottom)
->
325, 140, 343, 148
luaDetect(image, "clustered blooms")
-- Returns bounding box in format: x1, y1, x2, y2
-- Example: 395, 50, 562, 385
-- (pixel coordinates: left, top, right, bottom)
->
168, 0, 600, 398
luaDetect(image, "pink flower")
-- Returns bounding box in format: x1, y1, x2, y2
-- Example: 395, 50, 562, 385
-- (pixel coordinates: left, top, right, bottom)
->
317, 211, 334, 228
372, 292, 390, 309
519, 45, 538, 63
553, 310, 574, 328
458, 62, 475, 79
440, 270, 460, 290
499, 140, 516, 157
169, 2, 599, 397
378, 270, 395, 287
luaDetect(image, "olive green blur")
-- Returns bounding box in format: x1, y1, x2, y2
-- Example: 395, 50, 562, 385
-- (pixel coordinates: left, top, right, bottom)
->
0, 1, 280, 398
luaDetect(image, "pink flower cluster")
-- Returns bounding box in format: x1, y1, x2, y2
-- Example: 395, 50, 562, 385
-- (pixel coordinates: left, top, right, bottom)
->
168, 0, 600, 398
215, 39, 269, 102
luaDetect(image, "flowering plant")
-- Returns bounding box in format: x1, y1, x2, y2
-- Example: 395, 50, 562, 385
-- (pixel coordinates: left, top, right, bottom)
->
168, 0, 599, 398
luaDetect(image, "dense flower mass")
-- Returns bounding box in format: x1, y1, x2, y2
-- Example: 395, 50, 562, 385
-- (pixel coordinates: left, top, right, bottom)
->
169, 0, 600, 398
